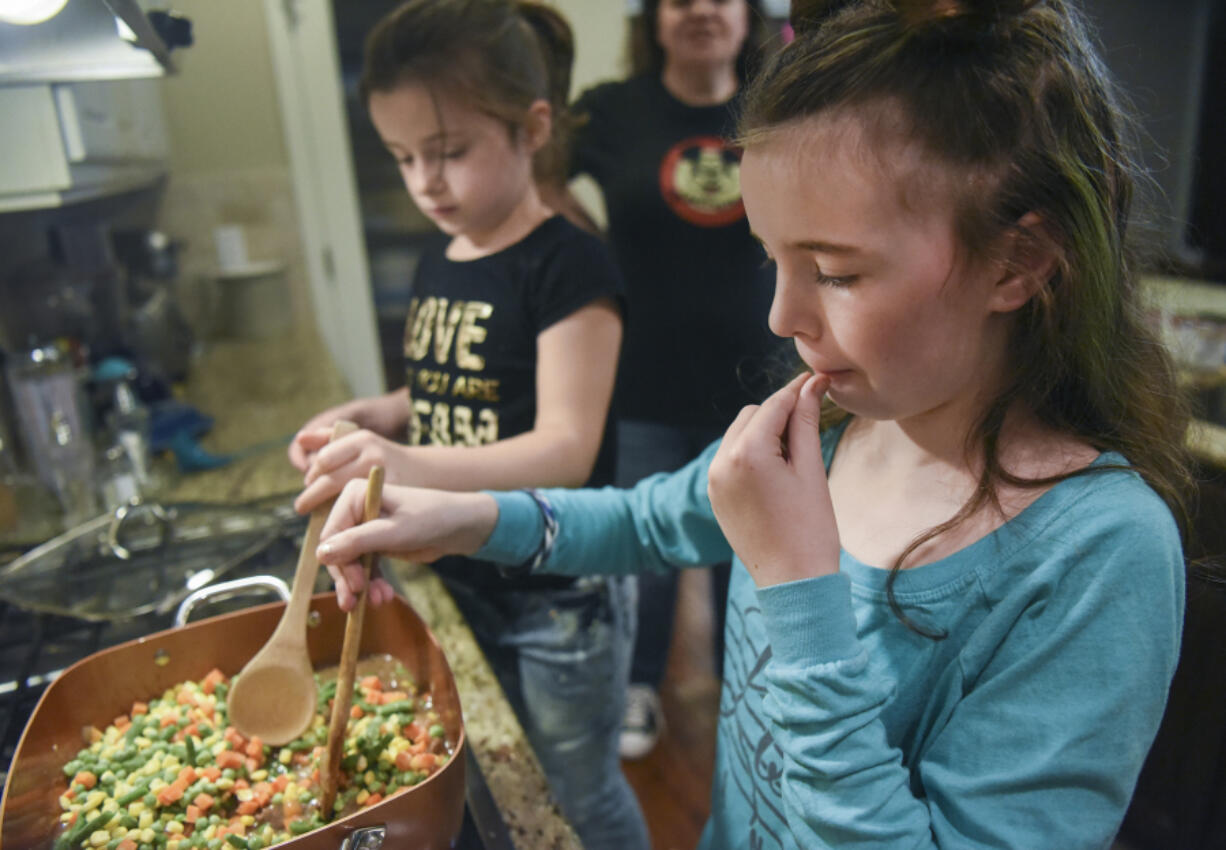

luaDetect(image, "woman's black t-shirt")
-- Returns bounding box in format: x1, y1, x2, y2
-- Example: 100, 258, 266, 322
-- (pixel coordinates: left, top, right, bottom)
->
572, 74, 784, 429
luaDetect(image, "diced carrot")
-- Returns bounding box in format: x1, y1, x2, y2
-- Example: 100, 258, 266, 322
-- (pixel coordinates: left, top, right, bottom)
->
175, 689, 194, 705
73, 771, 97, 789
201, 668, 226, 695
63, 789, 75, 801
408, 740, 427, 755
245, 735, 263, 756
177, 766, 198, 785
236, 799, 260, 816
215, 749, 245, 769
381, 691, 409, 704
245, 757, 260, 772
113, 715, 131, 730
394, 751, 413, 772
64, 811, 78, 827
130, 701, 149, 716
117, 841, 138, 850
409, 753, 435, 771
350, 705, 364, 719
200, 766, 221, 781
364, 792, 383, 807
233, 779, 249, 791
283, 798, 302, 819
272, 774, 290, 792
360, 675, 382, 691
194, 792, 214, 812
160, 714, 178, 729
224, 726, 247, 748
310, 767, 320, 784
404, 722, 424, 741
156, 784, 184, 806
185, 805, 200, 824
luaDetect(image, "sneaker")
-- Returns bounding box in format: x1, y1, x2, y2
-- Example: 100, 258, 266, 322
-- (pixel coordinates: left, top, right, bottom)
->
619, 684, 665, 760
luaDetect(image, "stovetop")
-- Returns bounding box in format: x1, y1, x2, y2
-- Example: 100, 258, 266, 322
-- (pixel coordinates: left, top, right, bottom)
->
0, 505, 511, 849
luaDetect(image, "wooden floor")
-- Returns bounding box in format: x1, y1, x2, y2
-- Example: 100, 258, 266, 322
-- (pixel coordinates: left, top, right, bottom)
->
620, 569, 722, 850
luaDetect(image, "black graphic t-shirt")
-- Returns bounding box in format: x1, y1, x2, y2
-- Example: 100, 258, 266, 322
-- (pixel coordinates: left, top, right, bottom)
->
404, 215, 623, 590
572, 74, 785, 428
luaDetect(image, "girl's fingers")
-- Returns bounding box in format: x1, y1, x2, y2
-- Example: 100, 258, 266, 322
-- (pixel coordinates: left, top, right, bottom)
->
785, 374, 829, 470
369, 577, 396, 607
316, 478, 369, 538
294, 473, 347, 515
317, 516, 408, 566
738, 373, 809, 451
304, 436, 361, 486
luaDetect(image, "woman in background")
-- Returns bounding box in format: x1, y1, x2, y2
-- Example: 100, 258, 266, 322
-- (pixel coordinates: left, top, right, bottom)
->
566, 0, 784, 759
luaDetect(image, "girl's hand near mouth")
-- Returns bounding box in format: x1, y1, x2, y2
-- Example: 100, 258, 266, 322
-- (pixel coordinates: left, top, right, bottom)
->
707, 372, 838, 587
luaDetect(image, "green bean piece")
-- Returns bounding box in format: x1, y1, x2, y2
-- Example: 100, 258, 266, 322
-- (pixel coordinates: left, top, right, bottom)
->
117, 779, 152, 806
185, 736, 196, 765
375, 700, 413, 716
288, 818, 314, 835
224, 835, 249, 849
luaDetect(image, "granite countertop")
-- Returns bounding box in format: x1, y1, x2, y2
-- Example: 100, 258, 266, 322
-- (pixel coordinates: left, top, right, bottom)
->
168, 328, 581, 850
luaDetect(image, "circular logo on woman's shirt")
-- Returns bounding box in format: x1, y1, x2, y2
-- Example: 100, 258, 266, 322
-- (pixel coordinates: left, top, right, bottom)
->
658, 135, 746, 227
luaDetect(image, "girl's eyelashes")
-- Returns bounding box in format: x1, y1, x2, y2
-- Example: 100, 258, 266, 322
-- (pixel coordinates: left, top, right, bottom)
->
814, 268, 858, 287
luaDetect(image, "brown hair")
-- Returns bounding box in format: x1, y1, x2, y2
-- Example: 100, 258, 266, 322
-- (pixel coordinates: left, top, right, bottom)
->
628, 0, 770, 83
360, 0, 576, 184
743, 0, 1192, 634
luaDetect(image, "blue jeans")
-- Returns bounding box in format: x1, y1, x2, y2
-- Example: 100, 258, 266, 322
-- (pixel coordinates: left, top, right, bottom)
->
441, 574, 649, 850
617, 419, 730, 686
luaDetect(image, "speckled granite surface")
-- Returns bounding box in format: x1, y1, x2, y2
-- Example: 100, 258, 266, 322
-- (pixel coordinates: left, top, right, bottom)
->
169, 329, 581, 849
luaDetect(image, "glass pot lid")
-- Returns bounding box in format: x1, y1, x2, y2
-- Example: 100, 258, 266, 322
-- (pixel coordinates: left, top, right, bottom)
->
0, 499, 300, 621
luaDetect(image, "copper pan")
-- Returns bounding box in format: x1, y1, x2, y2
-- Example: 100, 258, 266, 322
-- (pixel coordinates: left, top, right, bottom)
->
0, 589, 466, 850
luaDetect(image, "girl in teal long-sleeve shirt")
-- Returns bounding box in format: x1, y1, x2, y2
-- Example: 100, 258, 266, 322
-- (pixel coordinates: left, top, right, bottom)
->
316, 1, 1193, 847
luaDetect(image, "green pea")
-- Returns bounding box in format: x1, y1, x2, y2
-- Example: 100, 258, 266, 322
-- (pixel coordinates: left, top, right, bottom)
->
428, 724, 445, 739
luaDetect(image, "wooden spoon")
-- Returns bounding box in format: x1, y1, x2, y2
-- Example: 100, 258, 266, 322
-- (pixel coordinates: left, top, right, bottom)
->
319, 464, 384, 819
227, 419, 357, 745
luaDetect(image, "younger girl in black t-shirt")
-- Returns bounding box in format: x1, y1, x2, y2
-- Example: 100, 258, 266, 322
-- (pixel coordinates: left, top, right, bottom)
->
287, 3, 645, 848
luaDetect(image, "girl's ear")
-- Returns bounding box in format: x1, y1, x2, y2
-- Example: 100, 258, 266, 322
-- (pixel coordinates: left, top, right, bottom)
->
988, 211, 1061, 314
523, 99, 553, 154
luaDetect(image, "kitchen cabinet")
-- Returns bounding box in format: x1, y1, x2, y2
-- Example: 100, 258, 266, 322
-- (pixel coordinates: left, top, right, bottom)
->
0, 78, 167, 213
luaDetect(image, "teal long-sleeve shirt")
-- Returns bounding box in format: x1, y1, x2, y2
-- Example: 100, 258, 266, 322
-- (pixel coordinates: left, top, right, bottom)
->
476, 433, 1184, 849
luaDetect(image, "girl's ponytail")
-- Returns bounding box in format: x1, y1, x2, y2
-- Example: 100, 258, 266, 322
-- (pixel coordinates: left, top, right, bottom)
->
515, 1, 577, 186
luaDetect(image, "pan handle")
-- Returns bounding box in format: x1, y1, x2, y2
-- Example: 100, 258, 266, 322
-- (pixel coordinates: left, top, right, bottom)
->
174, 575, 291, 627
339, 826, 386, 849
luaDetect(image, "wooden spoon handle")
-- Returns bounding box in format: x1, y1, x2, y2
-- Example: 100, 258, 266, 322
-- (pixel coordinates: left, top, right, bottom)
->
272, 419, 358, 643
320, 465, 385, 819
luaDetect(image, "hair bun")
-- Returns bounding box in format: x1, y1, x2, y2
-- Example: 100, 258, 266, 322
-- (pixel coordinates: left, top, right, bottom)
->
789, 0, 859, 34
892, 0, 1042, 32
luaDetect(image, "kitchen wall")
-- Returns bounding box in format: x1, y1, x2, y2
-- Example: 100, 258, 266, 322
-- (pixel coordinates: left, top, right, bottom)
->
152, 0, 311, 338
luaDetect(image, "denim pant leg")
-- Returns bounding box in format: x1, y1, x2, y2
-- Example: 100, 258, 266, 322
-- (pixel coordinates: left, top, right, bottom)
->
444, 576, 649, 850
617, 419, 729, 687
616, 420, 692, 687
